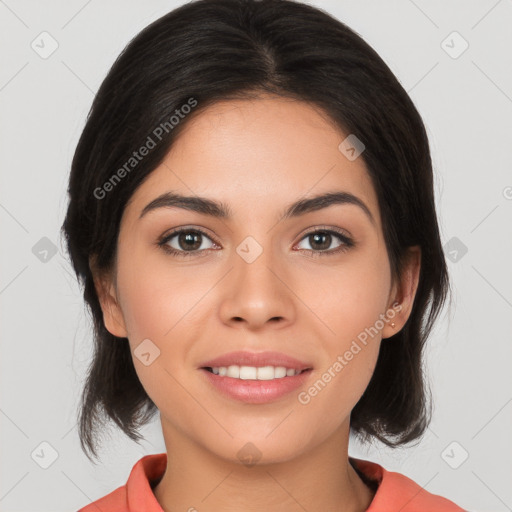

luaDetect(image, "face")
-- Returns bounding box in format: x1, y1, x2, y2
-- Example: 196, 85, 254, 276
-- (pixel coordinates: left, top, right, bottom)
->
95, 95, 420, 465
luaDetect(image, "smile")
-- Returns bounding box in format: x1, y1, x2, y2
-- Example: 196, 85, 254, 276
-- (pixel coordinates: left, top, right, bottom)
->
205, 365, 306, 380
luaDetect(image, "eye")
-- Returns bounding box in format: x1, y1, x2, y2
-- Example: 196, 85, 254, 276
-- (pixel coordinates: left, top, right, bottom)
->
157, 226, 355, 259
295, 227, 354, 256
158, 228, 218, 258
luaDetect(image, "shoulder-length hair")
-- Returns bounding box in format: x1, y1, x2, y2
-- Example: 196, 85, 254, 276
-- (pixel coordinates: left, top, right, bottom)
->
62, 0, 450, 463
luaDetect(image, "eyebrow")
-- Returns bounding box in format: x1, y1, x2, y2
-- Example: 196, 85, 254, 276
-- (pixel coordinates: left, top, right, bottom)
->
139, 190, 375, 226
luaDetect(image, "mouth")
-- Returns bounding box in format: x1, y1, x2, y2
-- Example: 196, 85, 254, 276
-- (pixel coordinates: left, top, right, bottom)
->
198, 350, 314, 403
199, 365, 314, 404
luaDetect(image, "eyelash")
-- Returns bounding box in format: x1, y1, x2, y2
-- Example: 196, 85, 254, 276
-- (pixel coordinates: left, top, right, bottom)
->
157, 226, 355, 259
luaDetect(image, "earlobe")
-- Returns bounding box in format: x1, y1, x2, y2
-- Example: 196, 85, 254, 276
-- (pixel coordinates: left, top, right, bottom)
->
90, 258, 128, 339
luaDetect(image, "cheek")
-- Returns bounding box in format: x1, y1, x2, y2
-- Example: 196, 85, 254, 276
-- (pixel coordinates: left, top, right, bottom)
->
313, 246, 392, 342
304, 248, 391, 403
113, 250, 203, 411
115, 245, 208, 341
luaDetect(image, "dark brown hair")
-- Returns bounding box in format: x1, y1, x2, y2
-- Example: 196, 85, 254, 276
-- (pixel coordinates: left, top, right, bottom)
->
62, 0, 451, 463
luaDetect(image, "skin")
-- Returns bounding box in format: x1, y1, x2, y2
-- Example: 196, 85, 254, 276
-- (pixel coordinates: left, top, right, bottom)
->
92, 95, 421, 512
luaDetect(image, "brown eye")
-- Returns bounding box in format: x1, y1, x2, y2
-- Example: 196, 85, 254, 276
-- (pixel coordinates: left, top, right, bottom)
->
158, 228, 217, 258
307, 232, 333, 251
175, 231, 204, 251
295, 228, 354, 256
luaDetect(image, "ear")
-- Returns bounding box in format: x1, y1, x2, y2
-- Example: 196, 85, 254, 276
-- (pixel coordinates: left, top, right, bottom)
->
89, 255, 128, 338
382, 245, 421, 339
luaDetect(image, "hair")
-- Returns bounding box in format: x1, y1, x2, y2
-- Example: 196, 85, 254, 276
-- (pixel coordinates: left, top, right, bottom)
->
62, 0, 451, 463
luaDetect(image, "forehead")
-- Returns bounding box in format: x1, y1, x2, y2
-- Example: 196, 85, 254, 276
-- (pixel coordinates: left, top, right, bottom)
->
123, 96, 380, 227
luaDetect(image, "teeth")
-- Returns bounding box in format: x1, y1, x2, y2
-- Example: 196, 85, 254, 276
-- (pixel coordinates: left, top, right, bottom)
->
210, 365, 303, 380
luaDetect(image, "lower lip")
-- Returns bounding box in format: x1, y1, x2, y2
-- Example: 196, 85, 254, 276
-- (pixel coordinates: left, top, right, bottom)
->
200, 368, 312, 404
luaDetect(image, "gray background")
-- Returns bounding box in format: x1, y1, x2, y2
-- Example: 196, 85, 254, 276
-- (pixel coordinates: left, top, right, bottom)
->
1, 0, 511, 510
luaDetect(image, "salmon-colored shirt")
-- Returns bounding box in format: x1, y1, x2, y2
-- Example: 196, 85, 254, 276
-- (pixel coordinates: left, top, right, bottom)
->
77, 453, 466, 511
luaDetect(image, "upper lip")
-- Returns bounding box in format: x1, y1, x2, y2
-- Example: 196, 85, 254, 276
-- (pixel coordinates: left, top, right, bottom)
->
199, 350, 313, 371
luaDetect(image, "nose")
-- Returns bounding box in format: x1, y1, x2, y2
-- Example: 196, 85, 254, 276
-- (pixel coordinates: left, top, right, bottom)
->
218, 245, 296, 331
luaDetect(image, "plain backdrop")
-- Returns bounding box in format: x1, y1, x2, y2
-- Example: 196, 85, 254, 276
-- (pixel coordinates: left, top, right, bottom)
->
1, 1, 511, 511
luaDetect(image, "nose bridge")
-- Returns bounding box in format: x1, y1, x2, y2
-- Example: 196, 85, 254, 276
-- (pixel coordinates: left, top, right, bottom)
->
219, 234, 294, 328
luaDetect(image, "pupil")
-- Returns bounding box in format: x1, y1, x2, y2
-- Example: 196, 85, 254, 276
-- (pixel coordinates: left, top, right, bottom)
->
179, 232, 201, 251
311, 232, 330, 250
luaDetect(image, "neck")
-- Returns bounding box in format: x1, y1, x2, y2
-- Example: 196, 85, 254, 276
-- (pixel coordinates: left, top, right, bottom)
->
152, 420, 375, 512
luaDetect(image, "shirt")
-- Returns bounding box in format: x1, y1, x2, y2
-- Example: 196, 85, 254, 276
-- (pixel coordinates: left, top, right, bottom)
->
77, 452, 466, 511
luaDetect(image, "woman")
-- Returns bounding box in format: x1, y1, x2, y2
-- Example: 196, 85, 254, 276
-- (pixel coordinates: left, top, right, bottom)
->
63, 0, 466, 510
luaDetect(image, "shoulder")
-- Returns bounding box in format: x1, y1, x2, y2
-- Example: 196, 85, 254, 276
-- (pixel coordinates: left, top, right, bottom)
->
350, 457, 467, 511
76, 453, 167, 512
